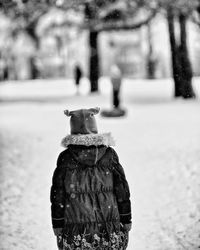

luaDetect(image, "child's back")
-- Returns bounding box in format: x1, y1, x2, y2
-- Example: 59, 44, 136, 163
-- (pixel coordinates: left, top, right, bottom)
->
50, 108, 132, 250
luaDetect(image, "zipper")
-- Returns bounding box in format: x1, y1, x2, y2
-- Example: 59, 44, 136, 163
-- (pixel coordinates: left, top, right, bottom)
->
94, 146, 98, 165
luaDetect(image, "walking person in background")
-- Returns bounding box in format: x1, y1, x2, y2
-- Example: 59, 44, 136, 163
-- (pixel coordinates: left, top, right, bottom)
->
0, 53, 6, 81
50, 107, 132, 249
110, 64, 122, 109
74, 64, 82, 95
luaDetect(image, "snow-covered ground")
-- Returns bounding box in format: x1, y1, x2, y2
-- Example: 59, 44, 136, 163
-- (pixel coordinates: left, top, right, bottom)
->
0, 78, 200, 250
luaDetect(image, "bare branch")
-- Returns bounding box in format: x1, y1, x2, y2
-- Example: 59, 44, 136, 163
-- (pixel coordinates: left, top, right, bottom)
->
88, 8, 157, 32
191, 11, 200, 27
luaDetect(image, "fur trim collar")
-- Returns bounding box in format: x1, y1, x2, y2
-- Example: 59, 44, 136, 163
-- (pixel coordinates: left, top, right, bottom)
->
61, 133, 115, 147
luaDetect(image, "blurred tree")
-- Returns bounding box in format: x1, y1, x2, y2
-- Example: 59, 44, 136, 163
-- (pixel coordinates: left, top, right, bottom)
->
0, 0, 54, 79
198, 0, 200, 17
57, 0, 157, 92
0, 0, 54, 47
96, 0, 198, 98
2, 0, 197, 98
88, 0, 157, 92
57, 0, 198, 97
146, 21, 156, 79
128, 0, 197, 98
84, 1, 99, 92
165, 1, 197, 98
155, 0, 198, 98
191, 0, 200, 27
1, 0, 157, 90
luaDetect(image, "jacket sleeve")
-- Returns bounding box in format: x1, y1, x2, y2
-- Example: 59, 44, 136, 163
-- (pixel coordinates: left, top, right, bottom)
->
50, 151, 67, 228
111, 148, 132, 225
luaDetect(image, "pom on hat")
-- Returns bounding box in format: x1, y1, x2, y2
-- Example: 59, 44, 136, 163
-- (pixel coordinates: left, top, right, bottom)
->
64, 110, 70, 116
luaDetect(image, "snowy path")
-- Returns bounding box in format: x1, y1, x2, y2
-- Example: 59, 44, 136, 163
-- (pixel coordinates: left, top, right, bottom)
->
0, 78, 200, 250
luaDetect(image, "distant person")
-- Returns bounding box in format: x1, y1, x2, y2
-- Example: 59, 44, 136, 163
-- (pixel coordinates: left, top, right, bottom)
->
110, 64, 122, 109
50, 107, 132, 249
0, 57, 5, 81
74, 64, 82, 95
0, 53, 7, 81
30, 56, 39, 79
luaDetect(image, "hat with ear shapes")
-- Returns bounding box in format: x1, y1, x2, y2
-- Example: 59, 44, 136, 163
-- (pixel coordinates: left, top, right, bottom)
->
64, 107, 100, 135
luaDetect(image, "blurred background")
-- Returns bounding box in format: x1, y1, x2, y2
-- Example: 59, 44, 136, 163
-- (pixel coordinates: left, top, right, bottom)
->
0, 0, 200, 249
0, 0, 200, 89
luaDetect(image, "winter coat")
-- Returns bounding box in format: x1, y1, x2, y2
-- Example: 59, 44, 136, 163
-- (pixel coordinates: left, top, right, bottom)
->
50, 133, 132, 250
110, 65, 122, 91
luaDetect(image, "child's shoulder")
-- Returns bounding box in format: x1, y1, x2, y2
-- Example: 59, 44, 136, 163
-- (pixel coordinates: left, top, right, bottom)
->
107, 146, 119, 158
58, 148, 69, 156
103, 147, 120, 166
56, 148, 71, 165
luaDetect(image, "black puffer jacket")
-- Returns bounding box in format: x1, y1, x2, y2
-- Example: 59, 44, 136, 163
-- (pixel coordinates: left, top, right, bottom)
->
51, 144, 131, 249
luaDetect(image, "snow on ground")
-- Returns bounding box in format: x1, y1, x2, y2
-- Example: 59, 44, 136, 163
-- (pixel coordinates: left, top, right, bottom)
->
0, 78, 200, 250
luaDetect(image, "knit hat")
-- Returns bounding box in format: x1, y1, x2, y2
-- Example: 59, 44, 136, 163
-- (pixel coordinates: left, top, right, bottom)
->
64, 107, 100, 135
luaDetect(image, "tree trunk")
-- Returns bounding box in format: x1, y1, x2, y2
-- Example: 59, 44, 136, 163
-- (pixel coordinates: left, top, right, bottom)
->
178, 13, 195, 98
89, 31, 99, 92
26, 24, 40, 49
26, 24, 40, 79
167, 9, 182, 97
146, 23, 156, 79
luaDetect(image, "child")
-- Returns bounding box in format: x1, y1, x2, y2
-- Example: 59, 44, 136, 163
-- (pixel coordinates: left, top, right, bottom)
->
74, 64, 82, 95
50, 107, 132, 250
110, 64, 122, 109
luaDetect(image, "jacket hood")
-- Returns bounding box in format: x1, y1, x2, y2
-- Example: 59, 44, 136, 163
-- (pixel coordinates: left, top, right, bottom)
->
61, 133, 115, 148
68, 145, 108, 166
